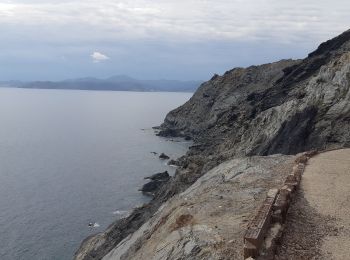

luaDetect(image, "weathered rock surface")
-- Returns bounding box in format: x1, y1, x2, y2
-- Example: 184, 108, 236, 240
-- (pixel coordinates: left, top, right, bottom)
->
75, 30, 350, 260
140, 171, 171, 196
144, 171, 170, 181
139, 181, 164, 195
159, 30, 350, 158
103, 155, 295, 260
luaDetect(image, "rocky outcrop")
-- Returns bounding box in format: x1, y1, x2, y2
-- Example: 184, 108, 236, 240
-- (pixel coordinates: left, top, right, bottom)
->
75, 30, 350, 260
144, 171, 170, 181
159, 153, 170, 160
102, 155, 296, 260
140, 171, 171, 196
159, 30, 350, 159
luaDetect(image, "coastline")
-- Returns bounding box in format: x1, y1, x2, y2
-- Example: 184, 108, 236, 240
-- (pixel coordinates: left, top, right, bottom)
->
75, 30, 350, 259
74, 135, 195, 260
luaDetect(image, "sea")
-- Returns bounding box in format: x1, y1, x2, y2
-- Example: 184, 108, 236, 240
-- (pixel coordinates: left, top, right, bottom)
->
0, 88, 192, 260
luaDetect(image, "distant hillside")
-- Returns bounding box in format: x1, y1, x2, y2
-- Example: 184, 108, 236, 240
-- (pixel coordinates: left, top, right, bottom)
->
0, 75, 202, 92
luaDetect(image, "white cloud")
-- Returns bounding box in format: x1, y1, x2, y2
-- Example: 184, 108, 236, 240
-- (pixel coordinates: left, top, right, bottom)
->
90, 51, 110, 63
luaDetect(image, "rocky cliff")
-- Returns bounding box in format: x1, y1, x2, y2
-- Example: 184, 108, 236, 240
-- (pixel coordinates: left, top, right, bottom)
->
159, 30, 350, 159
75, 30, 350, 260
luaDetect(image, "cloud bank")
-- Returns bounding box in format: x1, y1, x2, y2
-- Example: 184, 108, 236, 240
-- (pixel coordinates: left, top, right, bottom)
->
0, 0, 349, 43
0, 0, 349, 80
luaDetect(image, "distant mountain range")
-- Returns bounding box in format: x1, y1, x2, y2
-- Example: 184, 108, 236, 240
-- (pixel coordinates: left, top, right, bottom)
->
0, 75, 202, 92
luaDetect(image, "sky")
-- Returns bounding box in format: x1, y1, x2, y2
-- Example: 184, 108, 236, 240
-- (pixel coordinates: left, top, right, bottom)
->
0, 0, 350, 81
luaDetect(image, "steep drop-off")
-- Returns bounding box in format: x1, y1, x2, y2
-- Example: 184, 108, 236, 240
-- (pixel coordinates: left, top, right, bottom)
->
159, 30, 350, 160
75, 30, 350, 260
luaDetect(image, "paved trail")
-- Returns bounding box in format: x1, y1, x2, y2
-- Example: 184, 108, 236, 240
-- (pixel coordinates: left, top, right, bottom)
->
277, 149, 350, 259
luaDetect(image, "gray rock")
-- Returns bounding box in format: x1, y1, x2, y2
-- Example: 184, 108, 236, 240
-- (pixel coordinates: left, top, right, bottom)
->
75, 30, 350, 260
101, 154, 296, 260
159, 153, 170, 160
140, 172, 171, 196
159, 30, 350, 158
139, 181, 162, 194
144, 171, 170, 181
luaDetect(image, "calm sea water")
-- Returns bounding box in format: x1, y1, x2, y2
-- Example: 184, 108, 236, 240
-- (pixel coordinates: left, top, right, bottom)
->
0, 88, 191, 260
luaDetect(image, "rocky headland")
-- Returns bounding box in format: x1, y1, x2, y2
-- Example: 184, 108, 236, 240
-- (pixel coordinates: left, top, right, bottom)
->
75, 30, 350, 260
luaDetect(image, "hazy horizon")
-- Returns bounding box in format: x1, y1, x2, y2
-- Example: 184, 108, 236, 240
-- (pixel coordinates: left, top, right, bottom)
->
1, 74, 204, 83
1, 0, 350, 81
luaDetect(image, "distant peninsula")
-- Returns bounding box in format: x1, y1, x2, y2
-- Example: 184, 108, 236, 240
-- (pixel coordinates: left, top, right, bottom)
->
0, 75, 202, 92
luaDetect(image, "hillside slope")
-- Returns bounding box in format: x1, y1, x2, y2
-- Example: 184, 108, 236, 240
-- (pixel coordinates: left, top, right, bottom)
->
159, 29, 350, 159
75, 30, 350, 260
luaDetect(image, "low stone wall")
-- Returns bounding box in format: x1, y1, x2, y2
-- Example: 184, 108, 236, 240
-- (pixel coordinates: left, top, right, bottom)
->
243, 150, 318, 259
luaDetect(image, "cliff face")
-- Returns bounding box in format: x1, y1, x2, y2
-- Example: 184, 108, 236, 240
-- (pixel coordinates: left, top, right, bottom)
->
159, 30, 350, 159
75, 30, 350, 260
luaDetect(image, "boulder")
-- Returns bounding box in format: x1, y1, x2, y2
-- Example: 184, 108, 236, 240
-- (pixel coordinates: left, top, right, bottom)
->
167, 159, 180, 166
140, 171, 171, 196
139, 181, 163, 194
144, 171, 170, 181
159, 153, 170, 160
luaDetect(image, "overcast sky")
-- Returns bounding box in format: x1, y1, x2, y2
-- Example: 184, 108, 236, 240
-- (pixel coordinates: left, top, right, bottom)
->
1, 0, 349, 81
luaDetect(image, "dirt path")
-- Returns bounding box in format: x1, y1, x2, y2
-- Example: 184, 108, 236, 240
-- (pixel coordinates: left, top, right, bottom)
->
276, 149, 350, 259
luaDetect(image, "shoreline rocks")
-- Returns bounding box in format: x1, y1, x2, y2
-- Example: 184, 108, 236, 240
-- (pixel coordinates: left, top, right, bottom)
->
167, 159, 180, 166
159, 153, 170, 160
144, 171, 170, 181
75, 29, 350, 260
139, 171, 171, 196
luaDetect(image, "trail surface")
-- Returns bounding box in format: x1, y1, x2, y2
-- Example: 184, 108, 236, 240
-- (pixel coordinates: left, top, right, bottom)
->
277, 149, 350, 259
